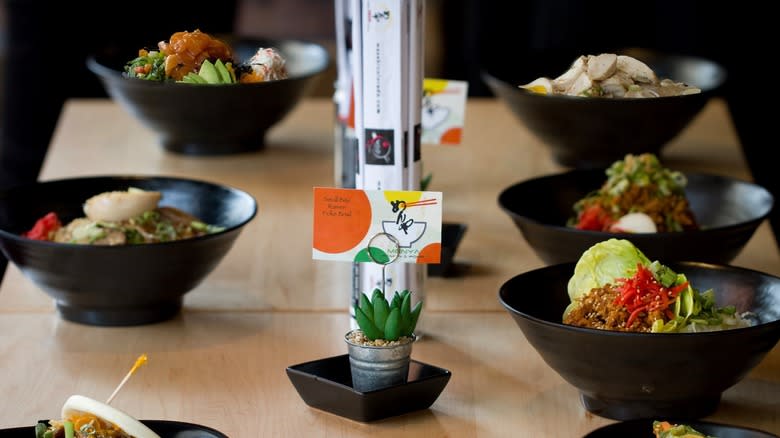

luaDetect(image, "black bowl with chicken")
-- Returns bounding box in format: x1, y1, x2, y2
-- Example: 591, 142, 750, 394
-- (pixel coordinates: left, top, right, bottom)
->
482, 48, 726, 168
0, 175, 257, 326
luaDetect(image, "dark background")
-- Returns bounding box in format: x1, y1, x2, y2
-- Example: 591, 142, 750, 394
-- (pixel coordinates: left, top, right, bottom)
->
0, 1, 775, 275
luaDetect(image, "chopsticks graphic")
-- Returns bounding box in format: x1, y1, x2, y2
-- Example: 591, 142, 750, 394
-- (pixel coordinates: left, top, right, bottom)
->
403, 198, 438, 207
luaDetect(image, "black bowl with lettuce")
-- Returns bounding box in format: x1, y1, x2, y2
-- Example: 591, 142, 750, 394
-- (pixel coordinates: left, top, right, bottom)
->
87, 36, 329, 155
498, 154, 773, 265
0, 175, 257, 326
499, 239, 780, 420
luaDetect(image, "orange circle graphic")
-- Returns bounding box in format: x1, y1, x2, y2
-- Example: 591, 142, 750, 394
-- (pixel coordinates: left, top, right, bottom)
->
417, 242, 441, 264
441, 127, 462, 145
314, 189, 372, 254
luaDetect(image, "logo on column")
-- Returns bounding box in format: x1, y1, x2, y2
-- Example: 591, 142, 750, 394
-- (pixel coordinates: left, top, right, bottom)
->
365, 129, 394, 165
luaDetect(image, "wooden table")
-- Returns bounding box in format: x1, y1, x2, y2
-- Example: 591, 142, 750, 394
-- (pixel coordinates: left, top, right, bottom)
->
1, 97, 778, 436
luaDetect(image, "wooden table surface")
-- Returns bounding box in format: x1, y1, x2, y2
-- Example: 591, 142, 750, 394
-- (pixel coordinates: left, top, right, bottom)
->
0, 97, 778, 436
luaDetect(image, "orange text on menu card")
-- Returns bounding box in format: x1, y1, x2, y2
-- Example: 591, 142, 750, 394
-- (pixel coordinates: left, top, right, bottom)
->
312, 187, 443, 264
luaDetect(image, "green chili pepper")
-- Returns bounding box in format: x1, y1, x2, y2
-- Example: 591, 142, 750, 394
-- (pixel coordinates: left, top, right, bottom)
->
64, 421, 75, 438
34, 422, 47, 438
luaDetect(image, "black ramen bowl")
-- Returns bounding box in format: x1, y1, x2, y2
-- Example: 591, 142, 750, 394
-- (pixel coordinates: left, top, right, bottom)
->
498, 168, 773, 265
499, 261, 780, 420
0, 420, 228, 437
87, 37, 329, 155
0, 175, 257, 326
482, 48, 727, 168
584, 418, 779, 438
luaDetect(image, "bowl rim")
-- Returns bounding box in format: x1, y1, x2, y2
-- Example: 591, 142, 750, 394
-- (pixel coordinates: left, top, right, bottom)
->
86, 36, 330, 85
498, 260, 780, 338
0, 174, 258, 247
497, 168, 775, 236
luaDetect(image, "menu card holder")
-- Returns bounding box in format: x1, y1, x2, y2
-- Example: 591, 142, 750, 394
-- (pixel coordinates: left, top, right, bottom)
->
348, 0, 427, 330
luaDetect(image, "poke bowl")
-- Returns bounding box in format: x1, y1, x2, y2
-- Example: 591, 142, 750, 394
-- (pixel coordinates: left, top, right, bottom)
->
498, 239, 780, 420
498, 155, 773, 265
87, 31, 329, 155
482, 48, 726, 168
0, 175, 257, 326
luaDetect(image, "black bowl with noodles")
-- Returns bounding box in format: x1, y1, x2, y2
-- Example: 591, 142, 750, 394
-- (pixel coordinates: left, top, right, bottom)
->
498, 168, 774, 265
0, 175, 257, 326
499, 261, 780, 420
87, 37, 329, 155
482, 48, 726, 168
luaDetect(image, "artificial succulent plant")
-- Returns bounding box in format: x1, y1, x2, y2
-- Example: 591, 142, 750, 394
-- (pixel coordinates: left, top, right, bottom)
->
354, 289, 422, 341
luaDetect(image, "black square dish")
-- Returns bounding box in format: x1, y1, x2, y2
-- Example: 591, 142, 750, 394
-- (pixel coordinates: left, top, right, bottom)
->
286, 354, 451, 422
428, 222, 468, 277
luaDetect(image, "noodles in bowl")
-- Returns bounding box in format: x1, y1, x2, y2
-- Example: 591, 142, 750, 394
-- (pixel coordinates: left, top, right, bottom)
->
0, 175, 257, 326
562, 239, 756, 333
498, 240, 780, 420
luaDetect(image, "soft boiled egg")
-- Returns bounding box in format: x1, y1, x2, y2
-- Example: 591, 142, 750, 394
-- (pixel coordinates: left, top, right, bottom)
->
609, 212, 658, 233
83, 188, 162, 222
520, 77, 553, 95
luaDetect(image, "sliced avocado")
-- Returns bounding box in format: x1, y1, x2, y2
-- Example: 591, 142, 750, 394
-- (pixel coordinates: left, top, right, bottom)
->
180, 72, 207, 84
214, 59, 234, 84
198, 60, 220, 84
226, 62, 237, 82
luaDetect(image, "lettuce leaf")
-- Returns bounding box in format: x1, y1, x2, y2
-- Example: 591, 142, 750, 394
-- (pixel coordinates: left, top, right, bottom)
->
565, 238, 650, 317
